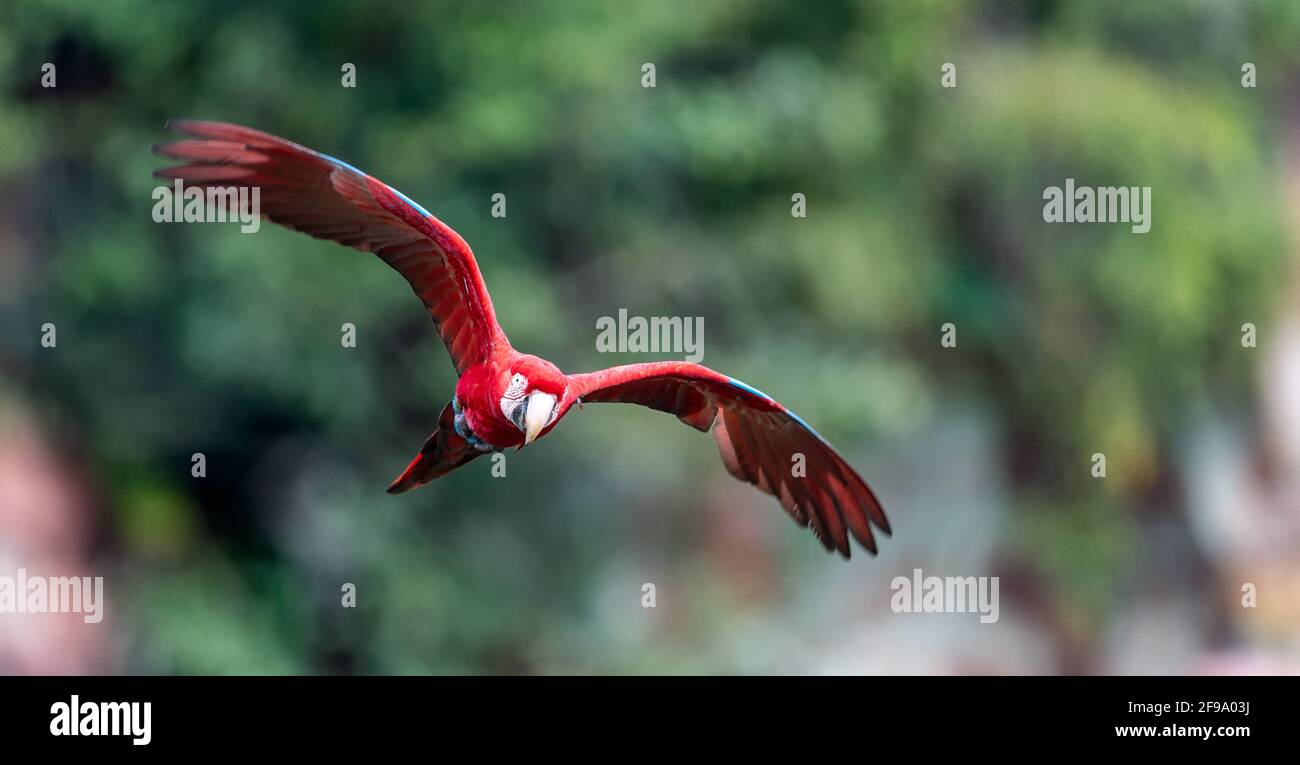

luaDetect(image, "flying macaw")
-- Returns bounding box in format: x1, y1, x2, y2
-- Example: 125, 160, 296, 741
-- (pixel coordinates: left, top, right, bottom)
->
154, 121, 890, 557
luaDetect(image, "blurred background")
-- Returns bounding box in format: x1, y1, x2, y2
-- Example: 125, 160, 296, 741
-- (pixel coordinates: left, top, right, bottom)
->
1, 0, 1299, 674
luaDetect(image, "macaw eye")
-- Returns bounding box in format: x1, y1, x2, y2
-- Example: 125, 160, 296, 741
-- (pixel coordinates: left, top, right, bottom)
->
503, 373, 528, 401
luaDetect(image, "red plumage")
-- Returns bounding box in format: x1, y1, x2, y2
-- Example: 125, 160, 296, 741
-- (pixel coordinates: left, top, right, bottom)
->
155, 121, 890, 557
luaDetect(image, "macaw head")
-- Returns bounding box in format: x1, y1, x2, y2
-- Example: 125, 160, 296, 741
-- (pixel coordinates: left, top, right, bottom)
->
500, 355, 567, 446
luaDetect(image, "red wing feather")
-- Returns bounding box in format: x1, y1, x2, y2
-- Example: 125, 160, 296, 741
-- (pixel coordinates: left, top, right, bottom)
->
569, 362, 888, 557
386, 401, 487, 494
154, 120, 507, 374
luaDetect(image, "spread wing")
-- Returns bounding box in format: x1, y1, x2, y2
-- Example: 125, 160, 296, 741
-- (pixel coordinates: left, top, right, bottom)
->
568, 362, 889, 557
154, 120, 508, 374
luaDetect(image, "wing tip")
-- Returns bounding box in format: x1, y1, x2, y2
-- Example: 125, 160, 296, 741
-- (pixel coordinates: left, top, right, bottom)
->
852, 494, 889, 556
855, 533, 879, 557
164, 118, 203, 135
386, 453, 424, 494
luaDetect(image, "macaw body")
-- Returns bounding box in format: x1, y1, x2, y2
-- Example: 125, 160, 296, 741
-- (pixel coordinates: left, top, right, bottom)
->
156, 121, 891, 557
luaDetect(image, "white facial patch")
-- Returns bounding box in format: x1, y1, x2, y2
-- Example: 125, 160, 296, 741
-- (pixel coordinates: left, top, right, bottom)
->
501, 373, 528, 419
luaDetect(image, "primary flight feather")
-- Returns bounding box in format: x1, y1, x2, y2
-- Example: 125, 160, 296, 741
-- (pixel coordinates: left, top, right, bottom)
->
154, 120, 890, 557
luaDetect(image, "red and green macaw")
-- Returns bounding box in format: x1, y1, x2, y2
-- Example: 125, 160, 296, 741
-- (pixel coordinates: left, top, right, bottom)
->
155, 121, 890, 557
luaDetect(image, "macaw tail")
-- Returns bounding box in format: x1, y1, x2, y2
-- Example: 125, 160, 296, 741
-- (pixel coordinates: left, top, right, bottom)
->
386, 401, 488, 493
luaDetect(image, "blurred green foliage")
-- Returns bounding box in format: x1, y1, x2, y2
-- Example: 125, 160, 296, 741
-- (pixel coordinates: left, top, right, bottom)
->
1, 0, 1296, 673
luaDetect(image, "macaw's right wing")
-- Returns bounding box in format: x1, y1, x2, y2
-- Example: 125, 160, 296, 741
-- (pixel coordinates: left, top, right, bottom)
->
155, 120, 509, 375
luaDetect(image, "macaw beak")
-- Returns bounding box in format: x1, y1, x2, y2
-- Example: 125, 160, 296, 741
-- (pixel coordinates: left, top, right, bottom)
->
522, 391, 557, 446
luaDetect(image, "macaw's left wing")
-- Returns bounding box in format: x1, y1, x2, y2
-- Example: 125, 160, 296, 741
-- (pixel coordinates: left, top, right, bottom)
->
568, 362, 889, 557
154, 120, 508, 375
